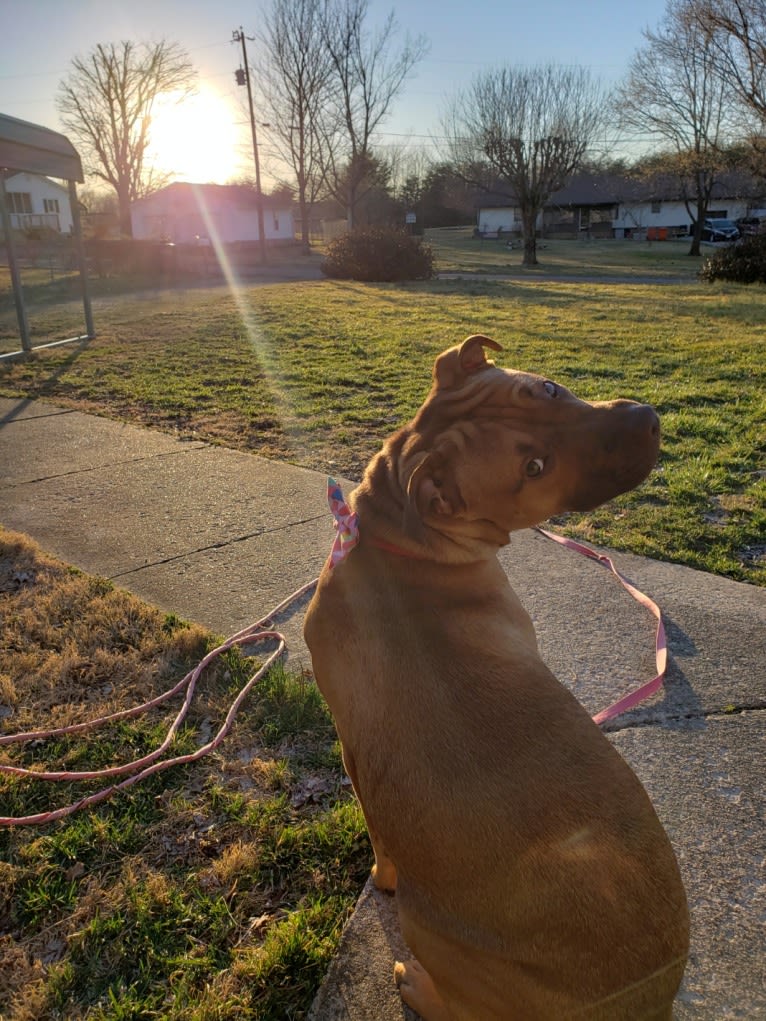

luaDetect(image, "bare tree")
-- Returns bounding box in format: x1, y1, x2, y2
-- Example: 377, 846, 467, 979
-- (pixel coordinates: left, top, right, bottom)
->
615, 0, 735, 256
57, 40, 195, 236
320, 0, 428, 228
386, 145, 430, 205
689, 0, 766, 122
687, 0, 766, 170
258, 0, 334, 251
443, 65, 606, 266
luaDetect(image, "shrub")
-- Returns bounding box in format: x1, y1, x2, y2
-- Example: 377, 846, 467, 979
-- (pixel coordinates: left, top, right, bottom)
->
699, 234, 766, 284
321, 227, 434, 282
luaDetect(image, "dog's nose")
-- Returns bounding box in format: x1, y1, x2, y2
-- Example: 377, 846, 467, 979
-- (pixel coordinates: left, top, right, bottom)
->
608, 400, 660, 440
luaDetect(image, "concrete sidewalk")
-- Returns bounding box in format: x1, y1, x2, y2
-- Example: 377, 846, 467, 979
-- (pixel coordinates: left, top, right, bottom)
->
1, 397, 764, 1020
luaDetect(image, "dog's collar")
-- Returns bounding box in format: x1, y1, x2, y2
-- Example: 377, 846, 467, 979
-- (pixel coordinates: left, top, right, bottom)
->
369, 536, 430, 560
327, 477, 428, 566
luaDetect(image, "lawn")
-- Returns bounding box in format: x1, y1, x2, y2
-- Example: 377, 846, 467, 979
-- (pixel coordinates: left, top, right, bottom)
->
0, 528, 369, 1020
1, 256, 764, 584
425, 226, 710, 278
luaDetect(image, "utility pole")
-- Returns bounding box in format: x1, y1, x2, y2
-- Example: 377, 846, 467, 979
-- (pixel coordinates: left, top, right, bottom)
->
233, 27, 267, 263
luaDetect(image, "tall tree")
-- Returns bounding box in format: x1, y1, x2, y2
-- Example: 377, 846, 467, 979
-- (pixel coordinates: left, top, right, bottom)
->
615, 0, 734, 256
689, 0, 766, 122
443, 65, 606, 266
258, 0, 334, 251
320, 0, 428, 228
57, 40, 195, 236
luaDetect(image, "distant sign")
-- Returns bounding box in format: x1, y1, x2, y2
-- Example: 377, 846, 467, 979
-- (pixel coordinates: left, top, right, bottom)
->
405, 212, 416, 224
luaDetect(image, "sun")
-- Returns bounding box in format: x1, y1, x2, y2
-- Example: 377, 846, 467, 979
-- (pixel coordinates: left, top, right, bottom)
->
146, 88, 243, 185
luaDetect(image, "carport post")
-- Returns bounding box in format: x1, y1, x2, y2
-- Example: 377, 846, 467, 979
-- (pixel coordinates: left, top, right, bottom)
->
68, 179, 94, 338
0, 174, 32, 352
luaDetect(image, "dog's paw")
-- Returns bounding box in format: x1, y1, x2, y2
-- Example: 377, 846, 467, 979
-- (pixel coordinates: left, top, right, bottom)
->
394, 959, 452, 1021
371, 859, 397, 893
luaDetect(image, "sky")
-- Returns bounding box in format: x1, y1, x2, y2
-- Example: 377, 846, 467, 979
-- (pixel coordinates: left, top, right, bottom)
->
1, 0, 672, 189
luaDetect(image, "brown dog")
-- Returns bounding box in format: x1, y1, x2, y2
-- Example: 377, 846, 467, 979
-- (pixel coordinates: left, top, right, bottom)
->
304, 335, 689, 1020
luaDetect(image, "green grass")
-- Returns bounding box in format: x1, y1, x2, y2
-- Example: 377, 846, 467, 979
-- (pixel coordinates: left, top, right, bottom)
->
0, 529, 369, 1020
425, 226, 708, 278
1, 253, 764, 583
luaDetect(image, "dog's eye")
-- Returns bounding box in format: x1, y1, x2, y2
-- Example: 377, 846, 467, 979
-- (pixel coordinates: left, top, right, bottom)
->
526, 458, 545, 478
543, 380, 558, 397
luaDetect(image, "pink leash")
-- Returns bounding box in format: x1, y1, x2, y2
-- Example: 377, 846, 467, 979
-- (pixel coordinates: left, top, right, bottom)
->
534, 527, 667, 725
0, 579, 317, 827
0, 484, 666, 827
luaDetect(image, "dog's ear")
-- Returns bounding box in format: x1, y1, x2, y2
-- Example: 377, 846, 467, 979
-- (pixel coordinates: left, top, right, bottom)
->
433, 334, 503, 389
403, 451, 465, 536
459, 334, 503, 373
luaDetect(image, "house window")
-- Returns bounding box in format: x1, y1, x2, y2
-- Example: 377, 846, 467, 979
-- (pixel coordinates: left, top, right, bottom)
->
6, 192, 32, 214
272, 213, 279, 232
651, 201, 662, 214
44, 198, 60, 214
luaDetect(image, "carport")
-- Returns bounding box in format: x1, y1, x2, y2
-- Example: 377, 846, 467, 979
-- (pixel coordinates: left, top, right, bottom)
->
0, 112, 94, 358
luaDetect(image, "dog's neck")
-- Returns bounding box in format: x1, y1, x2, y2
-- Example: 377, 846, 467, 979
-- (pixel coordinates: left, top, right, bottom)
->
368, 535, 432, 560
351, 440, 510, 565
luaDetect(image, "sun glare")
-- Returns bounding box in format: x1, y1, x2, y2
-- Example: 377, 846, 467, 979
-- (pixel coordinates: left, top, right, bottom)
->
146, 88, 242, 185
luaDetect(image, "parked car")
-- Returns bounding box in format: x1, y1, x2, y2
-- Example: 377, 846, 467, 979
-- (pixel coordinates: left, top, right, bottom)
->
701, 218, 740, 242
736, 216, 764, 237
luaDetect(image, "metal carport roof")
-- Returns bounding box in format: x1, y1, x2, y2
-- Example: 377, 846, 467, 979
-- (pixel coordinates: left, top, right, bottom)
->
0, 113, 84, 181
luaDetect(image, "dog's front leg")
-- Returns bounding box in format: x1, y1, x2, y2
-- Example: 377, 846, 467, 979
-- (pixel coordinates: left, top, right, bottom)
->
342, 744, 397, 892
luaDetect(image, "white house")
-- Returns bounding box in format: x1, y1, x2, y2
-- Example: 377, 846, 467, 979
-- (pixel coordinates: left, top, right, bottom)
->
477, 172, 764, 239
613, 196, 752, 238
3, 172, 73, 233
130, 182, 294, 244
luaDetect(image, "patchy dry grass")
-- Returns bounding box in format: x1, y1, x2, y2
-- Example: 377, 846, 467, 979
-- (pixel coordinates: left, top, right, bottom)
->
0, 528, 369, 1020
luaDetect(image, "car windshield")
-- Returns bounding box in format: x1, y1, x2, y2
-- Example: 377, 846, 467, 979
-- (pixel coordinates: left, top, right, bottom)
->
708, 219, 737, 228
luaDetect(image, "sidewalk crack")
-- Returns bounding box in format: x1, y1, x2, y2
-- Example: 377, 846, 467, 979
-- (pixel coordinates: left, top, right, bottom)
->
6, 443, 209, 485
603, 702, 766, 732
108, 515, 327, 579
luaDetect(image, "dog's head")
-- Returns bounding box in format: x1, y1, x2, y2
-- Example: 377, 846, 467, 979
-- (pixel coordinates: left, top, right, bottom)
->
401, 334, 660, 541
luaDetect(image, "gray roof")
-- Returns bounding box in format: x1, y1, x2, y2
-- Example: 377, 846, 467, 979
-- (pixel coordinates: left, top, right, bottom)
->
480, 171, 764, 210
0, 113, 83, 182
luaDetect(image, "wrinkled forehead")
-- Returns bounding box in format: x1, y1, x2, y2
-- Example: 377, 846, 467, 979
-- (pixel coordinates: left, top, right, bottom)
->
418, 365, 556, 436
499, 366, 546, 389
476, 364, 552, 402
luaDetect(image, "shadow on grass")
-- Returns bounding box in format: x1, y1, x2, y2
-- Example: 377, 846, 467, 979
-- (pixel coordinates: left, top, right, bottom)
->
0, 336, 93, 421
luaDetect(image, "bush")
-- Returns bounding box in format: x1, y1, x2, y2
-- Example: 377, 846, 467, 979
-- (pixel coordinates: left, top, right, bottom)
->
699, 234, 766, 284
321, 227, 434, 282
